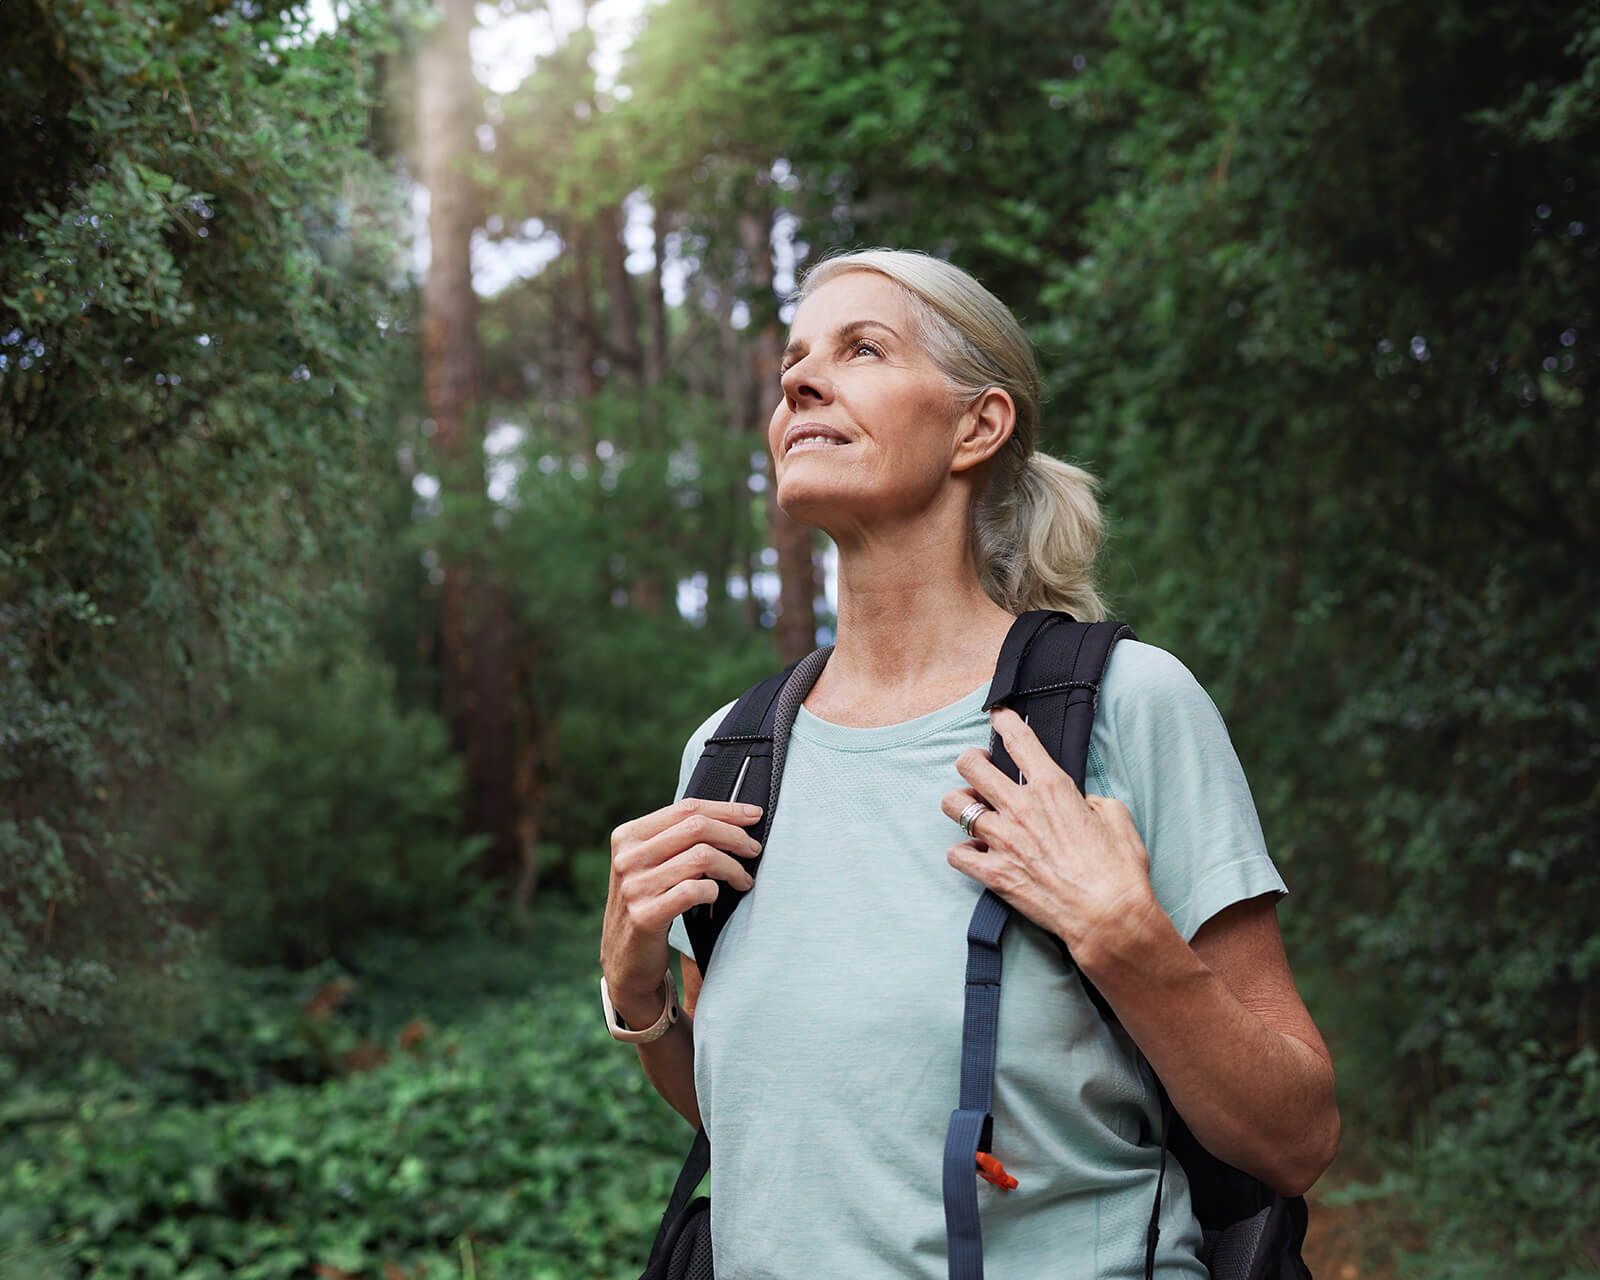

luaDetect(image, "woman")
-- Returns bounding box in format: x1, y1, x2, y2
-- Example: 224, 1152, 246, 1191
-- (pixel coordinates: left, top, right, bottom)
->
600, 249, 1339, 1278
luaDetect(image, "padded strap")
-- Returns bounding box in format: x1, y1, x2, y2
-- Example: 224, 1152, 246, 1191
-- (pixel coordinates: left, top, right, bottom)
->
945, 614, 1134, 1280
984, 612, 1134, 789
648, 651, 832, 1274
681, 647, 832, 970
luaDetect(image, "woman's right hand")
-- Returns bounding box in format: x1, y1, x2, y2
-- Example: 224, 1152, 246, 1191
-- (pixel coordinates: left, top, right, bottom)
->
601, 798, 764, 1026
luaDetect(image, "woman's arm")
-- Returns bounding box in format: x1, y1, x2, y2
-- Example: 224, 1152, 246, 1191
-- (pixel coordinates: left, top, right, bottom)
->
1079, 884, 1338, 1195
626, 957, 706, 1128
602, 798, 760, 1130
625, 969, 701, 1128
942, 708, 1339, 1197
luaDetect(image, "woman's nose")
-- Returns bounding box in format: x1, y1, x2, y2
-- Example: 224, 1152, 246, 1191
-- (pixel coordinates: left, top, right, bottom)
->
780, 357, 830, 406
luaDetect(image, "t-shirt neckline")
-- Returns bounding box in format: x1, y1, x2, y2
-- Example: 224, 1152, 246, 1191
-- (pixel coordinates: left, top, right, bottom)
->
790, 681, 990, 752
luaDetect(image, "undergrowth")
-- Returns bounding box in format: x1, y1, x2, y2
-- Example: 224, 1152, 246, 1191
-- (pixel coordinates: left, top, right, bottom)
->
0, 893, 690, 1280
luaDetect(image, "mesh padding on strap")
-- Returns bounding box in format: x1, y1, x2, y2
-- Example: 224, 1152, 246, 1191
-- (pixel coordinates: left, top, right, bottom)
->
663, 1204, 714, 1280
1202, 1205, 1271, 1280
769, 646, 832, 817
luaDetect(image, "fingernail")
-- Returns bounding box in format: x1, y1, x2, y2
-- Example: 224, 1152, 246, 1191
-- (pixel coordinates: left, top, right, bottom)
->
741, 803, 763, 818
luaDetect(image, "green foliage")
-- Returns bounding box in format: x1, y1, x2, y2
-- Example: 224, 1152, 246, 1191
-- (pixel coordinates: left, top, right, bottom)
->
1, 0, 414, 1042
5, 0, 1594, 1269
170, 651, 481, 967
447, 396, 779, 857
597, 0, 1600, 1263
0, 908, 692, 1280
614, 0, 1117, 314
1028, 0, 1599, 1264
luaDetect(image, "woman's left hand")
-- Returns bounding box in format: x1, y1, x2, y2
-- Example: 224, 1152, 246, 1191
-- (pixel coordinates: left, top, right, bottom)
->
940, 707, 1161, 960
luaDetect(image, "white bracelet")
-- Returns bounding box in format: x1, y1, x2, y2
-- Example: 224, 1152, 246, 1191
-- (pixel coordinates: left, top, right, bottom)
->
599, 969, 679, 1044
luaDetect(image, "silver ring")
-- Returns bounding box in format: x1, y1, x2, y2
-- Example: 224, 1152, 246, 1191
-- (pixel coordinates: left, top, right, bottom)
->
958, 800, 992, 839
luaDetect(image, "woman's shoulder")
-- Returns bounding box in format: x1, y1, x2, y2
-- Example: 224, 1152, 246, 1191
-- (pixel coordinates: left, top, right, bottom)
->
1096, 638, 1234, 756
1100, 637, 1215, 707
674, 698, 739, 799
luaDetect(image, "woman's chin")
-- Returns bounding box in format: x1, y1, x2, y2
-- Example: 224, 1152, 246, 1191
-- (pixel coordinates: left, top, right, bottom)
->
773, 446, 887, 519
773, 484, 835, 530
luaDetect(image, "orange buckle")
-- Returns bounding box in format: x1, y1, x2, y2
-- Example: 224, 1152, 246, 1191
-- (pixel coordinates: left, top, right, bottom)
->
975, 1152, 1018, 1190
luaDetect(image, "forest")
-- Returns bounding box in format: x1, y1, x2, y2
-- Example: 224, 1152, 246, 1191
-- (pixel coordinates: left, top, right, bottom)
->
1, 0, 1596, 1275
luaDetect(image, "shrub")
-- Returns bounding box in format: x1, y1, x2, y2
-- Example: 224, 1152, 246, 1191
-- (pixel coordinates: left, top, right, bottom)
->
171, 652, 481, 967
0, 907, 692, 1280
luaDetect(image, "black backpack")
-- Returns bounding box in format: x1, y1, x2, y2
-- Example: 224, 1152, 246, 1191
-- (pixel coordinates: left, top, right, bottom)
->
640, 611, 1312, 1280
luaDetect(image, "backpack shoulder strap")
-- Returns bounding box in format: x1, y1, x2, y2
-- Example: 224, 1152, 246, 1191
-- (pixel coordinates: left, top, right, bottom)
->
977, 612, 1310, 1280
679, 645, 832, 972
643, 648, 831, 1273
943, 611, 1133, 1280
983, 610, 1135, 790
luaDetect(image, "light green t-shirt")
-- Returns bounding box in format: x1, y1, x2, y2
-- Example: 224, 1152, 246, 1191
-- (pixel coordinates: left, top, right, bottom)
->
666, 640, 1287, 1279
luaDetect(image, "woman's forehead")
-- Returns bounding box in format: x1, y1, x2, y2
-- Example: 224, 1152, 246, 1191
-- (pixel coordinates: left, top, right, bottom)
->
788, 270, 915, 342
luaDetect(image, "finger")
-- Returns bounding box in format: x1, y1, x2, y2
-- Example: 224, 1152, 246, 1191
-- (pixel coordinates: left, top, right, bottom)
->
941, 791, 1019, 851
623, 811, 763, 871
947, 839, 983, 875
954, 746, 1023, 808
947, 838, 1005, 881
940, 788, 1003, 844
623, 873, 720, 936
1086, 793, 1136, 832
645, 844, 757, 897
989, 708, 1084, 799
614, 797, 764, 850
939, 786, 986, 824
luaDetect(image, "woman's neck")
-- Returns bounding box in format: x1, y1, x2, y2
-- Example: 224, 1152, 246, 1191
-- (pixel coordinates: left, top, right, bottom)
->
806, 520, 1016, 728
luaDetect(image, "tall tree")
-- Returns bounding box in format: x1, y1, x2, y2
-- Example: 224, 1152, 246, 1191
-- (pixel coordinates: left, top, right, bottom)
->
0, 0, 411, 1043
1045, 0, 1600, 1262
417, 0, 525, 886
600, 200, 642, 383
743, 206, 818, 662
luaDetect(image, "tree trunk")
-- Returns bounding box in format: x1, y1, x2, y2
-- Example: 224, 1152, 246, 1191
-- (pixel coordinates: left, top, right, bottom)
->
717, 285, 753, 626
646, 203, 670, 387
571, 221, 601, 399
418, 0, 527, 889
742, 209, 816, 663
600, 201, 641, 383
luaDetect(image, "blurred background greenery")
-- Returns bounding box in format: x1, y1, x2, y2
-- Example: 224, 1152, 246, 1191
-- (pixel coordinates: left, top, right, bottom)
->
1, 0, 1595, 1275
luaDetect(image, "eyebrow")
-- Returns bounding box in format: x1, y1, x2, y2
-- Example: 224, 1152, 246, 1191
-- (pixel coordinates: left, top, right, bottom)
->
781, 318, 904, 365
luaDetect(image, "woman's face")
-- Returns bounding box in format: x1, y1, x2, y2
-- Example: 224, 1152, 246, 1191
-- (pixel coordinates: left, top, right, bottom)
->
768, 270, 968, 534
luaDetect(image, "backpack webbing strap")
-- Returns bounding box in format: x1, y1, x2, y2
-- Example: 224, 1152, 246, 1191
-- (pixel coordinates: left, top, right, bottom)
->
644, 1124, 711, 1271
1145, 1096, 1174, 1280
940, 888, 1011, 1280
943, 614, 1133, 1280
680, 646, 833, 972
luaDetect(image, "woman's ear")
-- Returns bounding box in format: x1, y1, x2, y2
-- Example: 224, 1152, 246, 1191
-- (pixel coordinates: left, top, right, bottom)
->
951, 387, 1016, 473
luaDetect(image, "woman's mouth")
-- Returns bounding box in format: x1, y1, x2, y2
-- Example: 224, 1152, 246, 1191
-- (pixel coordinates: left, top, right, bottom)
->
783, 424, 850, 454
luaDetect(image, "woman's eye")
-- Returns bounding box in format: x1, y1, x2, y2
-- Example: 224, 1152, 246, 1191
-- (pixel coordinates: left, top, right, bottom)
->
853, 341, 881, 358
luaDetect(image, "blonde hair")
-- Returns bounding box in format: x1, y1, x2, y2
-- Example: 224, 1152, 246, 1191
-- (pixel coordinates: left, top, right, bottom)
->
797, 249, 1106, 621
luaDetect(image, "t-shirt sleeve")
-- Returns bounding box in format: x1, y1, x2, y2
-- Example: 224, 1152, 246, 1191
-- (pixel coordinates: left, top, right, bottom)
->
1091, 640, 1287, 942
665, 700, 737, 959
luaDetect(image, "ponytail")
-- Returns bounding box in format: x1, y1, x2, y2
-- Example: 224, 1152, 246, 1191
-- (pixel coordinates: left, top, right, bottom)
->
974, 451, 1106, 621
798, 249, 1108, 621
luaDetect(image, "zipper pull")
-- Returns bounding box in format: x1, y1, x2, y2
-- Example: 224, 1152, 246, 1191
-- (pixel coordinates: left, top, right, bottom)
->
975, 1151, 1018, 1190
